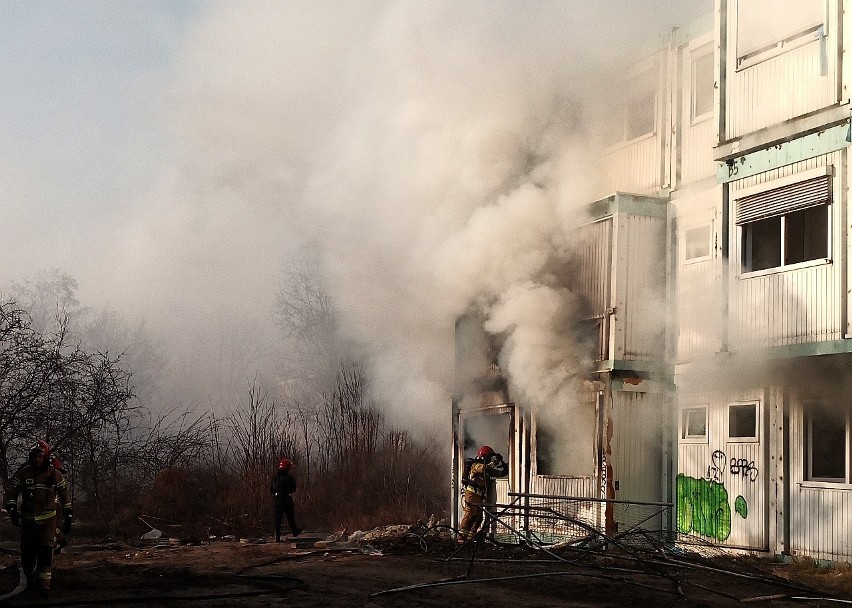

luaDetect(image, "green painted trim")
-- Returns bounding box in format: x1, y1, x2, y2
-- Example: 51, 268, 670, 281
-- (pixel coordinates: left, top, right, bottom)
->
717, 121, 851, 183
746, 339, 852, 360
586, 193, 668, 221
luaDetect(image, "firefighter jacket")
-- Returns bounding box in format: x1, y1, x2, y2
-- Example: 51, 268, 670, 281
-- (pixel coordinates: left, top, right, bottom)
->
271, 470, 296, 507
463, 456, 509, 497
4, 462, 71, 523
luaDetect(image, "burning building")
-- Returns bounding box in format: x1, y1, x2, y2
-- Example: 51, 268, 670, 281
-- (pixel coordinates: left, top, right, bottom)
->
453, 0, 852, 562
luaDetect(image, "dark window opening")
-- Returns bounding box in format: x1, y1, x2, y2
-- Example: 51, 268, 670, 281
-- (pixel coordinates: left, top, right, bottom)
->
742, 216, 781, 271
729, 403, 757, 439
806, 403, 846, 481
786, 205, 828, 264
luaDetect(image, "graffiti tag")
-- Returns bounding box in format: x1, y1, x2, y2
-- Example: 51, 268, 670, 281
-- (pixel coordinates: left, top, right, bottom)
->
705, 450, 726, 483
729, 458, 758, 481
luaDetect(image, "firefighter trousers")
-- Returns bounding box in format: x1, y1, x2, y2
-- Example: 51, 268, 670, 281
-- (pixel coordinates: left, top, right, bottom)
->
20, 518, 56, 591
274, 497, 299, 541
459, 491, 485, 538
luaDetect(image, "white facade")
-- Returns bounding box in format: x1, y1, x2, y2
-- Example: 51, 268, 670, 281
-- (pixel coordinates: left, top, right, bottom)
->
453, 0, 852, 562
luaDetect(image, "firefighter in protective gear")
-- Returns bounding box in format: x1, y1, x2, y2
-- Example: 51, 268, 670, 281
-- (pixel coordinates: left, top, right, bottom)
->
271, 458, 302, 542
458, 445, 508, 543
4, 441, 72, 595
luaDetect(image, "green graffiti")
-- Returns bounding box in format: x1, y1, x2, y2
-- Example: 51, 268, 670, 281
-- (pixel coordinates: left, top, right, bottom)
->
735, 495, 748, 519
676, 474, 731, 541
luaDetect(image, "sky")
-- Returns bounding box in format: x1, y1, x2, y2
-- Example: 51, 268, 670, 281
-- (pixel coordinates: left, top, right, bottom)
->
0, 1, 713, 431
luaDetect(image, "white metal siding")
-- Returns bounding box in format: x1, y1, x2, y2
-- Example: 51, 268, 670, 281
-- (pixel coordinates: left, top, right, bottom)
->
725, 1, 838, 140
529, 475, 598, 498
729, 153, 843, 347
619, 214, 667, 360
789, 396, 852, 561
674, 193, 722, 362
677, 390, 767, 550
682, 119, 716, 185
602, 135, 663, 195
575, 219, 613, 318
611, 391, 663, 503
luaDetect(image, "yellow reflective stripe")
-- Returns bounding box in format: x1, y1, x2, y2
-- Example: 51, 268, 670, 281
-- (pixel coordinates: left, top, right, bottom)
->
32, 484, 54, 490
37, 572, 51, 580
55, 479, 68, 488
31, 511, 56, 522
62, 503, 72, 509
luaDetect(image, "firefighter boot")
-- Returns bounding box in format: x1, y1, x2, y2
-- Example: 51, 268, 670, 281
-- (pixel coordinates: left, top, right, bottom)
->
37, 571, 51, 597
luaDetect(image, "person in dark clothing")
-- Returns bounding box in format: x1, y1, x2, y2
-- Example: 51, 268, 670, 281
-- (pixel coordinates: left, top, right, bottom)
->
271, 458, 302, 542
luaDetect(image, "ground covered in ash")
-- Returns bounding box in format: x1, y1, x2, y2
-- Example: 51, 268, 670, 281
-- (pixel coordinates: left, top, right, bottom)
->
0, 528, 851, 607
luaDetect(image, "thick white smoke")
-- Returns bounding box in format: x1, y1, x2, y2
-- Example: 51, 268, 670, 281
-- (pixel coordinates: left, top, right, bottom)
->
92, 1, 709, 433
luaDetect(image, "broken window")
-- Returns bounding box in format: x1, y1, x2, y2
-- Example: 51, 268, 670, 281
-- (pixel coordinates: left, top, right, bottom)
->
681, 406, 708, 441
728, 403, 758, 440
805, 402, 847, 482
685, 224, 712, 261
691, 46, 714, 121
736, 0, 824, 68
737, 174, 831, 273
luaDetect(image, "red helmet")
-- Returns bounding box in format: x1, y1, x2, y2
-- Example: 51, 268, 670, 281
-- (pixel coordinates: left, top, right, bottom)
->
29, 440, 50, 457
477, 445, 495, 459
278, 458, 293, 471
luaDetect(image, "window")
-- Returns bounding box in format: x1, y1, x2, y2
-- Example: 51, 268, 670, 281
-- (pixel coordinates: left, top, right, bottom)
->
805, 402, 847, 482
691, 46, 714, 121
685, 224, 712, 261
602, 65, 658, 146
728, 403, 758, 440
681, 406, 708, 441
738, 174, 831, 273
736, 0, 825, 68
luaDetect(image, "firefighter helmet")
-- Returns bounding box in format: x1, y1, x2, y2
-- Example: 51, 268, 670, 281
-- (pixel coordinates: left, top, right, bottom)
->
278, 458, 293, 471
29, 440, 50, 457
476, 445, 494, 459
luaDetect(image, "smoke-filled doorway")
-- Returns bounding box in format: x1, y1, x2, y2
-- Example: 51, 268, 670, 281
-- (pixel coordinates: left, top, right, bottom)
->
452, 404, 519, 532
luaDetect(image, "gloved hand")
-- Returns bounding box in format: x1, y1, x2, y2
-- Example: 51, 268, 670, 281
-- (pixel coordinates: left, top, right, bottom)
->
7, 507, 20, 527
62, 508, 73, 534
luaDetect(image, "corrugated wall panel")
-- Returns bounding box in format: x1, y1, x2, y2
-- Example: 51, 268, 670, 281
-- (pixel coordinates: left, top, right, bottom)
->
789, 399, 852, 561
530, 475, 598, 499
611, 392, 664, 503
602, 135, 663, 194
681, 118, 716, 185
729, 153, 843, 347
725, 5, 838, 140
677, 258, 723, 360
622, 215, 667, 360
677, 390, 766, 550
575, 219, 613, 318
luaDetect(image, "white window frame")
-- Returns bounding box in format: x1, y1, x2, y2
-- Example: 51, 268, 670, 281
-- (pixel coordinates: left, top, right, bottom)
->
727, 401, 760, 443
680, 405, 709, 444
683, 221, 714, 264
734, 0, 828, 71
690, 43, 714, 125
804, 399, 849, 484
737, 166, 833, 278
602, 57, 660, 151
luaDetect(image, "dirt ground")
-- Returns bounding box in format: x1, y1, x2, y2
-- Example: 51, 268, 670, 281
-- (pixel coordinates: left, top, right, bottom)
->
1, 534, 851, 607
